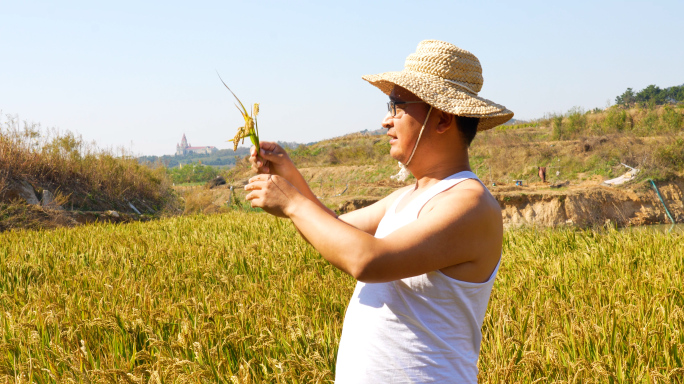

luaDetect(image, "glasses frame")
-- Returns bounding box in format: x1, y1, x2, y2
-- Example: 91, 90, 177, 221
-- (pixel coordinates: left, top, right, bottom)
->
387, 100, 425, 117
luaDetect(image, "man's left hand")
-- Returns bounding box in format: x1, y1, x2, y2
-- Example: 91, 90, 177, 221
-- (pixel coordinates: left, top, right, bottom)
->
244, 174, 302, 218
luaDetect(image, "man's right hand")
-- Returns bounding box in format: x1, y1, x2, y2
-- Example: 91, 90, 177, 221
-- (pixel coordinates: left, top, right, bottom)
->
250, 141, 294, 178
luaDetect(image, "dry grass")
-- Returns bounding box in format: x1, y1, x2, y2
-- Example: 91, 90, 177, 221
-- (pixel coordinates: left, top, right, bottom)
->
1, 213, 682, 382
180, 186, 236, 215
0, 114, 180, 226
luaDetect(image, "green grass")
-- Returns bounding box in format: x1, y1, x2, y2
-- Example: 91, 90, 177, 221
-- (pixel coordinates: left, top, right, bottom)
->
1, 214, 683, 383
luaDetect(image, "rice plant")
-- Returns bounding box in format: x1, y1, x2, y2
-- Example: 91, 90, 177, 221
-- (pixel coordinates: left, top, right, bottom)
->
217, 74, 260, 154
0, 214, 682, 383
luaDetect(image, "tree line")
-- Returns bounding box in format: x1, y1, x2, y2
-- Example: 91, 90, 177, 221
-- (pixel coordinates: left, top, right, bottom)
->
615, 84, 684, 107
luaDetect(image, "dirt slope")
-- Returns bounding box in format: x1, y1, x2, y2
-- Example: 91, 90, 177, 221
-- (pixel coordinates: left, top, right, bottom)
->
494, 179, 683, 228
213, 159, 683, 228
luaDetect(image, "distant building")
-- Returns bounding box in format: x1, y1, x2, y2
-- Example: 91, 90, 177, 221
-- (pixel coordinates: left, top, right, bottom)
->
175, 134, 217, 156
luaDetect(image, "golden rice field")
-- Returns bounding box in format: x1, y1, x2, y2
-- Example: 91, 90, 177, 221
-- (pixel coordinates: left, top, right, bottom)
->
1, 212, 683, 383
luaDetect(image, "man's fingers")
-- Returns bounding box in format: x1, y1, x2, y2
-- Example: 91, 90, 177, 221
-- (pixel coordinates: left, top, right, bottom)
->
260, 141, 277, 151
246, 174, 272, 186
259, 147, 286, 162
258, 148, 274, 160
246, 194, 262, 208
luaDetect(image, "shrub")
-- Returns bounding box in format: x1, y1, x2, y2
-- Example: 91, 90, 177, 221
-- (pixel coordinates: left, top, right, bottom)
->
602, 108, 628, 132
565, 107, 587, 136
167, 162, 220, 184
552, 115, 564, 140
655, 137, 684, 171
661, 106, 684, 132
637, 110, 659, 133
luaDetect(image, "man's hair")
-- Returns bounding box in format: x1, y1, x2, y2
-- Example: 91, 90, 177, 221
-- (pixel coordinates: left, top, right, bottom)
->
455, 115, 480, 147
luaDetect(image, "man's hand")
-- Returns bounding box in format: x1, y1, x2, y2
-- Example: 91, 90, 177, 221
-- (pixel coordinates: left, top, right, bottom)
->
250, 141, 295, 177
244, 174, 303, 218
249, 141, 339, 218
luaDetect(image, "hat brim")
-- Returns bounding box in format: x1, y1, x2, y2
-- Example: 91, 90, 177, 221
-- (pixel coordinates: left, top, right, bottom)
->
362, 70, 513, 131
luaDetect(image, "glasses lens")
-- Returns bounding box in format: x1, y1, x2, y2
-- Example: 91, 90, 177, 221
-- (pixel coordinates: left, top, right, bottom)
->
387, 101, 396, 116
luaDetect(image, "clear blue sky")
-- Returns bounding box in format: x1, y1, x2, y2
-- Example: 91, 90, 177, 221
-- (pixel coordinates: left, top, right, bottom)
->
2, 0, 682, 156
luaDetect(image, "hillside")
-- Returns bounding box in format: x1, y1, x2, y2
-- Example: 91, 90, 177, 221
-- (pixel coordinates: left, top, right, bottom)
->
3, 102, 682, 230
0, 120, 181, 231
200, 103, 684, 226
224, 104, 682, 185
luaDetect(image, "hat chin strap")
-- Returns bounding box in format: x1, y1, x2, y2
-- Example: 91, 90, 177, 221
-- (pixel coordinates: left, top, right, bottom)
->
391, 106, 433, 182
404, 105, 433, 166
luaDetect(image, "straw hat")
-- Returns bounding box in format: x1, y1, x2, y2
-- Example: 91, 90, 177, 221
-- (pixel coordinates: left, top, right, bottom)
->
363, 40, 513, 131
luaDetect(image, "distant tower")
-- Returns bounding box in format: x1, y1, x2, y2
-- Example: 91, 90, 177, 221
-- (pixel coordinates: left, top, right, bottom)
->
176, 133, 190, 156
174, 133, 216, 156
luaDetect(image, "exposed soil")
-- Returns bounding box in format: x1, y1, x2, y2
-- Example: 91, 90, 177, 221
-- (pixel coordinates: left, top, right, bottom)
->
9, 173, 676, 232
0, 203, 147, 232
214, 168, 684, 228
493, 178, 683, 228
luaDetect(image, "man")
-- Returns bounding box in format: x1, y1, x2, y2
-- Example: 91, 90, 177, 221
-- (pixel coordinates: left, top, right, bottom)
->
538, 166, 547, 183
245, 40, 513, 383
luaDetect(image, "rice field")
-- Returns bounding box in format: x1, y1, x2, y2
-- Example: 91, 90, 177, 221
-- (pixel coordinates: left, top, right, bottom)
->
1, 212, 683, 383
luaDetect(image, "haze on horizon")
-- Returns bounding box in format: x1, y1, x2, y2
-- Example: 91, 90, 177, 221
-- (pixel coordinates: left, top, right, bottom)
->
1, 0, 682, 157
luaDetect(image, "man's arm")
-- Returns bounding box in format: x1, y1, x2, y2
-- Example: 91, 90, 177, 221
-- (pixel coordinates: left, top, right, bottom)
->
246, 175, 502, 283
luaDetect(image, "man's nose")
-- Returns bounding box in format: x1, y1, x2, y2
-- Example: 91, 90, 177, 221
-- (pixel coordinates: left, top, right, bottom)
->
381, 111, 394, 129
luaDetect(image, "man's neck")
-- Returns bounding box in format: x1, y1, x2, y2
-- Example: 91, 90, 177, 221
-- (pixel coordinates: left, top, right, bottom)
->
410, 158, 472, 191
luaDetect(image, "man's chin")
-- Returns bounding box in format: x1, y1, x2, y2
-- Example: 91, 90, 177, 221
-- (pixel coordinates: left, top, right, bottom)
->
388, 151, 407, 164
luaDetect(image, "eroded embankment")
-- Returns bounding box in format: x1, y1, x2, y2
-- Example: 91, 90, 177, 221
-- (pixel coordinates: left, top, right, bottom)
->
494, 180, 684, 228
168, 179, 684, 230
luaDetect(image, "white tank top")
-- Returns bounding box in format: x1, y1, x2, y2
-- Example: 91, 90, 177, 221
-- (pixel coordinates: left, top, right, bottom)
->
335, 171, 500, 383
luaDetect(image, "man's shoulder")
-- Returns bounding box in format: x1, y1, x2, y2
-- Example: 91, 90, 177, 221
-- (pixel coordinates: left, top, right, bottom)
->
422, 178, 500, 220
440, 178, 492, 201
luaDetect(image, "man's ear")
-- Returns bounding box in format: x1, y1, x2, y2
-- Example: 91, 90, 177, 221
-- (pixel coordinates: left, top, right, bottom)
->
434, 110, 455, 134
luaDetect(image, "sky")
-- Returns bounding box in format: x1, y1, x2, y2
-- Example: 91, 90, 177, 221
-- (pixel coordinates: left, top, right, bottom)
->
1, 0, 683, 156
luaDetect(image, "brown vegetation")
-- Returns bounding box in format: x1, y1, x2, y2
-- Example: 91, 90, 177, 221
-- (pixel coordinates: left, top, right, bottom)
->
0, 116, 181, 231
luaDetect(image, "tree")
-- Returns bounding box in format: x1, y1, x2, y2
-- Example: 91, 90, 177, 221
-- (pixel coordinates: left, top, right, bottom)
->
635, 84, 663, 105
615, 88, 635, 106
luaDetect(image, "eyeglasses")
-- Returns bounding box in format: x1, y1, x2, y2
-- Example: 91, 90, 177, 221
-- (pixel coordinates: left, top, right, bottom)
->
387, 100, 425, 117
